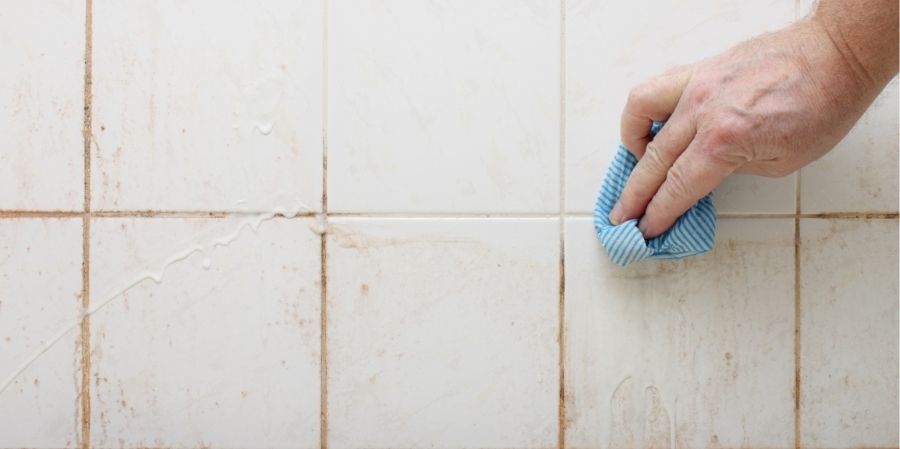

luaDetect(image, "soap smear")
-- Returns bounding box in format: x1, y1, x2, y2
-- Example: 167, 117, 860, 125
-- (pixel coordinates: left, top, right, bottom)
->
0, 194, 318, 395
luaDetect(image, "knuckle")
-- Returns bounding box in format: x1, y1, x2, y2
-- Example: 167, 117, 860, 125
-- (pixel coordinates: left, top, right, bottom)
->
663, 164, 695, 200
626, 82, 655, 110
686, 80, 712, 105
642, 141, 673, 171
759, 162, 794, 178
704, 122, 740, 148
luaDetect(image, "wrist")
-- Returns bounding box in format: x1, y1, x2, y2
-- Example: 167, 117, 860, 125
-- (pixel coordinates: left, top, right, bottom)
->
810, 4, 898, 91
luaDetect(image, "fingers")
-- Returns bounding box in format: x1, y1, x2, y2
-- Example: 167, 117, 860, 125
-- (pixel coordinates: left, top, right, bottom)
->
620, 66, 692, 157
637, 142, 741, 238
609, 110, 696, 225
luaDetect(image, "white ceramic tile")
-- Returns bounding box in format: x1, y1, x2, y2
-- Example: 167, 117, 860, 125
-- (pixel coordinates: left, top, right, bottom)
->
89, 217, 321, 448
328, 1, 560, 213
92, 0, 323, 212
326, 218, 559, 448
0, 218, 82, 448
799, 218, 899, 447
565, 0, 796, 214
800, 79, 899, 213
0, 2, 84, 210
564, 217, 795, 449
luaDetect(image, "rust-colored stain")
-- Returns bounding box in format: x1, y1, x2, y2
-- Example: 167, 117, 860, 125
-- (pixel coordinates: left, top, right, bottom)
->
319, 232, 329, 449
794, 171, 801, 449
360, 283, 369, 296
80, 0, 93, 447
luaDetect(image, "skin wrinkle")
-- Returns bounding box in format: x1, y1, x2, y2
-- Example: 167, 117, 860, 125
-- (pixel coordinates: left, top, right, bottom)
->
612, 0, 899, 238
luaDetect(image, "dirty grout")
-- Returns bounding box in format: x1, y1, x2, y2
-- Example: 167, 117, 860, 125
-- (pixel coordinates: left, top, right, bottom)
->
2, 210, 897, 220
793, 169, 801, 449
320, 1, 330, 447
80, 0, 93, 447
557, 1, 567, 447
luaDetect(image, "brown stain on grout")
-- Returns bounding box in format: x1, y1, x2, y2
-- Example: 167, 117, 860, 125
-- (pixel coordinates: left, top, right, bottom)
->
793, 170, 801, 449
0, 210, 897, 220
320, 1, 329, 448
92, 210, 252, 218
0, 210, 84, 218
557, 1, 566, 447
319, 233, 328, 449
80, 0, 93, 447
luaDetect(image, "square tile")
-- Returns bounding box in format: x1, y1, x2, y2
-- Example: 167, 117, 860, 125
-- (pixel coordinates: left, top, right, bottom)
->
800, 79, 899, 213
799, 218, 898, 447
565, 0, 796, 214
0, 2, 84, 210
0, 218, 83, 448
326, 218, 559, 448
92, 0, 323, 212
328, 1, 560, 213
564, 217, 795, 448
89, 217, 321, 447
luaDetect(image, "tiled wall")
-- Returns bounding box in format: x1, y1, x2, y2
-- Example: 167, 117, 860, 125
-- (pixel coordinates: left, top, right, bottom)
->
0, 1, 896, 448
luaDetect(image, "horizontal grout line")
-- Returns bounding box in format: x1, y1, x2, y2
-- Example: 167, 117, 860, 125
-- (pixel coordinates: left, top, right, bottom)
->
0, 211, 896, 220
0, 210, 84, 218
327, 211, 564, 218
90, 210, 287, 218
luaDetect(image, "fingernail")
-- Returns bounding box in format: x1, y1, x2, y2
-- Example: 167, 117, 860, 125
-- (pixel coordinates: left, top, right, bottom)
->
638, 219, 653, 238
609, 203, 625, 225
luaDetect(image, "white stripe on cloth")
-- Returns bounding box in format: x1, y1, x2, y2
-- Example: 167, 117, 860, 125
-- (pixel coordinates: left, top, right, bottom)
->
593, 123, 716, 267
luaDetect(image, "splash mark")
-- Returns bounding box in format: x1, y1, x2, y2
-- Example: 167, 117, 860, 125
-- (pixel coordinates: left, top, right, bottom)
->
253, 122, 274, 135
0, 197, 319, 395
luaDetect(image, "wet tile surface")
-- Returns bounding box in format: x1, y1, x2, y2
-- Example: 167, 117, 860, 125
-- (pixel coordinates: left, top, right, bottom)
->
0, 1, 84, 210
799, 218, 899, 448
328, 0, 560, 213
564, 217, 795, 449
88, 217, 321, 448
565, 0, 797, 215
91, 0, 323, 212
0, 218, 82, 448
326, 218, 559, 448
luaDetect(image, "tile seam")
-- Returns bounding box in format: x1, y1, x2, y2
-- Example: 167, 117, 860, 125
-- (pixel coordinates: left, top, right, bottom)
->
794, 170, 802, 449
557, 1, 567, 447
80, 0, 93, 447
2, 211, 897, 219
320, 0, 329, 447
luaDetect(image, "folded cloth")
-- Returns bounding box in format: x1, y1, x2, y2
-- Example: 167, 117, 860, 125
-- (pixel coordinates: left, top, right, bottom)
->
593, 122, 716, 267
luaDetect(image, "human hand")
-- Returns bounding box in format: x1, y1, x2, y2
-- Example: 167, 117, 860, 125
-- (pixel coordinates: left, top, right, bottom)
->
610, 8, 898, 238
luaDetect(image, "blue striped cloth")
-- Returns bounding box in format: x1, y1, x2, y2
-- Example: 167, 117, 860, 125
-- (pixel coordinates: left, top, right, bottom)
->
593, 122, 716, 267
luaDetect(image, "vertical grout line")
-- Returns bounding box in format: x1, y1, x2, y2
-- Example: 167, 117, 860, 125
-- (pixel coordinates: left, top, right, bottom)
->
80, 0, 93, 447
319, 1, 329, 448
557, 1, 567, 448
793, 170, 802, 449
319, 233, 328, 449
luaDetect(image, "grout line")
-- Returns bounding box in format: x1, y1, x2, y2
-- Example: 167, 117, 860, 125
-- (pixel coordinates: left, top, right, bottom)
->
557, 1, 567, 447
320, 1, 329, 447
0, 210, 84, 218
793, 170, 802, 449
90, 210, 271, 218
80, 0, 93, 447
0, 210, 897, 220
319, 234, 328, 449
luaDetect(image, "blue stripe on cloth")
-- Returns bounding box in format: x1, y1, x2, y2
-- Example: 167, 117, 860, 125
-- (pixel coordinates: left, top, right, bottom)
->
593, 122, 716, 267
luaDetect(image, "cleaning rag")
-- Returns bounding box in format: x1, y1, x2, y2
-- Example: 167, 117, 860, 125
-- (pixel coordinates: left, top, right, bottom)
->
594, 122, 716, 267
